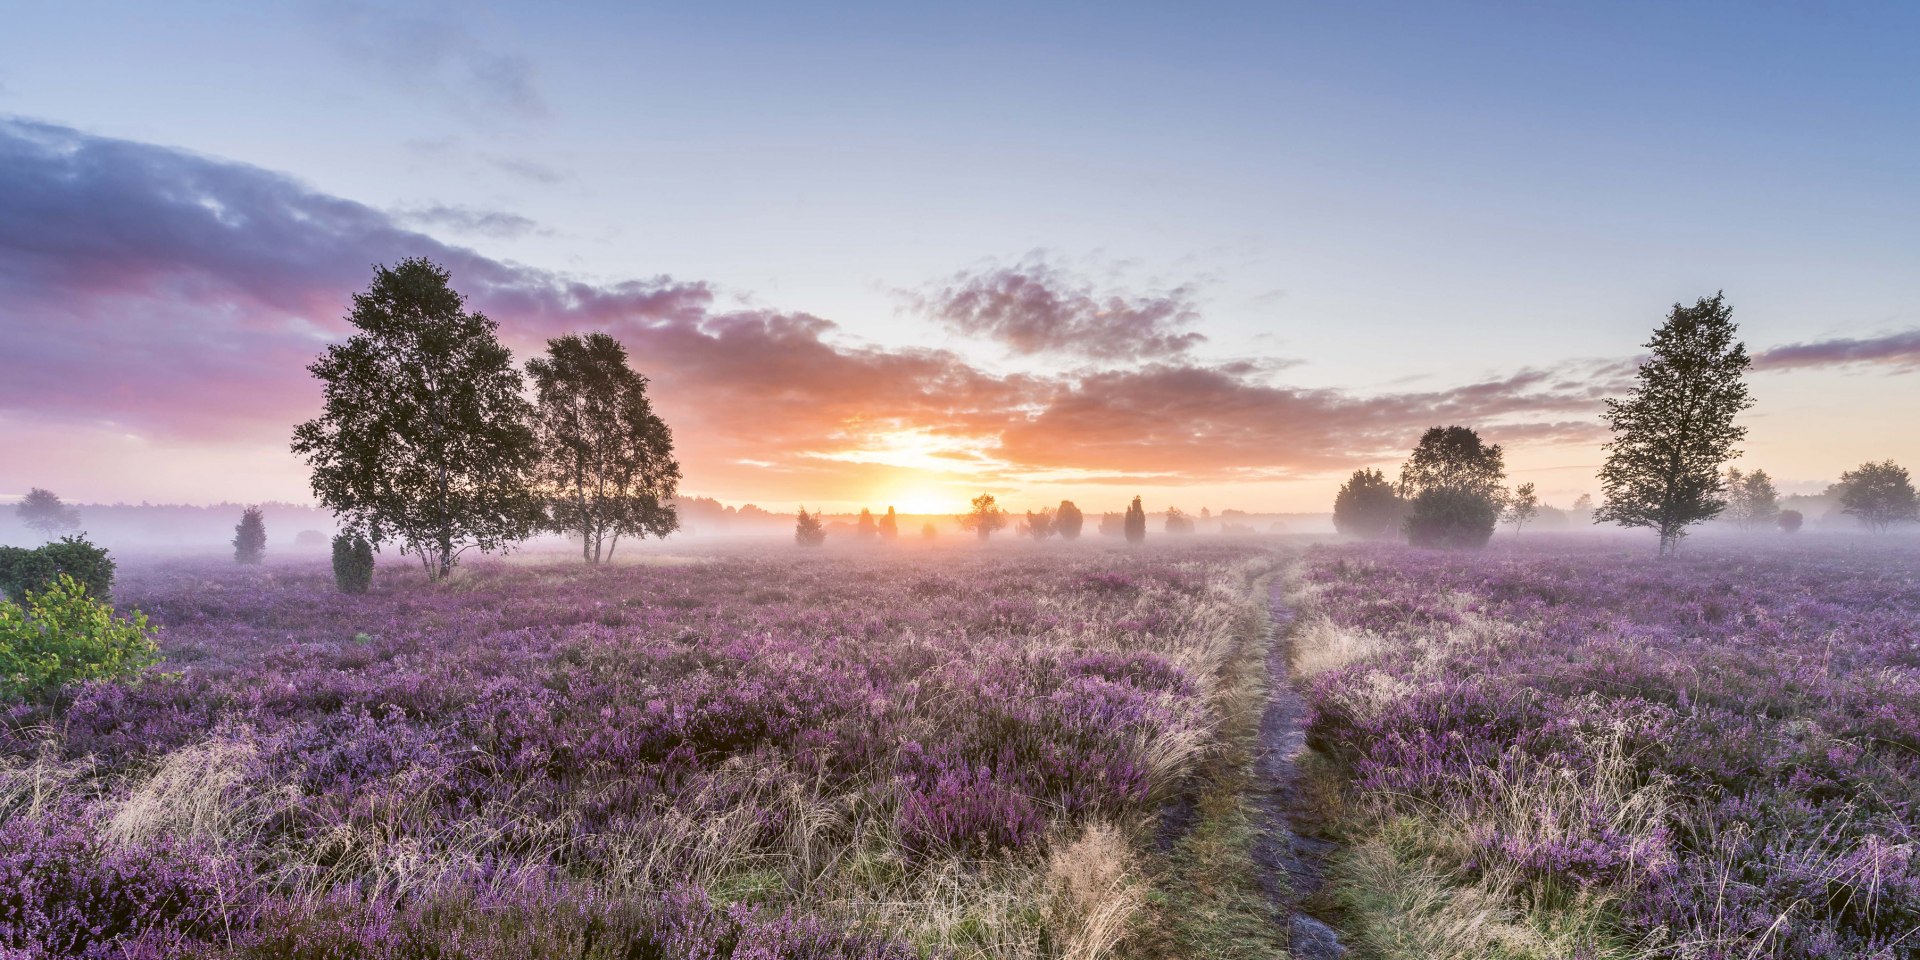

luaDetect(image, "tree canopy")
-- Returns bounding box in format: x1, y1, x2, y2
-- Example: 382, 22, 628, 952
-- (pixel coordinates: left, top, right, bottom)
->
1332, 468, 1402, 539
959, 494, 1007, 540
1595, 293, 1753, 555
15, 489, 80, 541
1123, 497, 1146, 544
1400, 426, 1506, 549
1055, 501, 1083, 540
526, 332, 680, 563
292, 258, 542, 580
1836, 460, 1919, 533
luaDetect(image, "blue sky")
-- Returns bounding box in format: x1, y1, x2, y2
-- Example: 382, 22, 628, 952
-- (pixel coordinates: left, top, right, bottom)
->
2, 1, 1916, 510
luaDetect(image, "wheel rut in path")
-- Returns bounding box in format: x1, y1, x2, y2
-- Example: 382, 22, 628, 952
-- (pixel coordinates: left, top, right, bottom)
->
1253, 578, 1347, 959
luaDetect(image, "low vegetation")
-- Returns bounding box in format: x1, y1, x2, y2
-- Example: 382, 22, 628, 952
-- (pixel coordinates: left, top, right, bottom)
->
1289, 537, 1920, 958
0, 544, 1279, 958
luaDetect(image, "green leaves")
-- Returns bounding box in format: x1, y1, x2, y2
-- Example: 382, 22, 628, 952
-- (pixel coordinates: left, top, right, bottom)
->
0, 574, 159, 702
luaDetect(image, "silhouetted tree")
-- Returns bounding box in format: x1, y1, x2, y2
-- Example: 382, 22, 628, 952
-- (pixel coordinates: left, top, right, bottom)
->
526, 332, 680, 563
1098, 512, 1124, 537
1332, 468, 1402, 539
1056, 501, 1083, 540
233, 506, 266, 564
880, 506, 899, 540
1777, 509, 1804, 534
856, 508, 878, 540
1024, 509, 1056, 540
1400, 426, 1506, 549
1836, 460, 1919, 532
1502, 482, 1539, 534
292, 259, 541, 580
1595, 293, 1753, 556
1164, 508, 1195, 535
959, 494, 1007, 540
1724, 468, 1780, 532
1124, 496, 1146, 544
15, 488, 80, 541
330, 532, 374, 594
795, 507, 827, 546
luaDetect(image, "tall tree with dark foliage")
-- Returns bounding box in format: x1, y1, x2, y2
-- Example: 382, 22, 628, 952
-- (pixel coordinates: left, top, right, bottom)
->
1595, 293, 1753, 555
292, 259, 542, 580
527, 332, 681, 563
1399, 426, 1506, 549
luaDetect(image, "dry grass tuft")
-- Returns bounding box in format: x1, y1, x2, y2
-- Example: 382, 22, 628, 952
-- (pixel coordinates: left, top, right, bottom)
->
1045, 822, 1146, 960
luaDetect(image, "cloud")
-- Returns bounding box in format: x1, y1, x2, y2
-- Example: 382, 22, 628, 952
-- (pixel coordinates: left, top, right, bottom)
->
913, 258, 1207, 360
392, 204, 543, 239
1753, 329, 1920, 373
0, 118, 1646, 503
314, 1, 547, 122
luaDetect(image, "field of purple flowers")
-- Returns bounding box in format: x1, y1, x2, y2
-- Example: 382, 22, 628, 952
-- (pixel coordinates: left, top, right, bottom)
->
0, 544, 1276, 959
1293, 537, 1920, 959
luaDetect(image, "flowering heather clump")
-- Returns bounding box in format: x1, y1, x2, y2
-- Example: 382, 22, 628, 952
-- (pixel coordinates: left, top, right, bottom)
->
1297, 536, 1920, 958
0, 543, 1272, 958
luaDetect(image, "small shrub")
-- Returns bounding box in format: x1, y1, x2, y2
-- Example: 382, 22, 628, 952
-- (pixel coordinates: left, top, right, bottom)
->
0, 574, 160, 701
0, 534, 114, 603
330, 533, 375, 594
233, 506, 267, 564
293, 529, 327, 549
1777, 509, 1803, 533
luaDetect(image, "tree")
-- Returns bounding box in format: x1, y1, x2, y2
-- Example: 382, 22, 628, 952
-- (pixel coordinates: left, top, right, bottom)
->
857, 508, 879, 541
921, 522, 938, 539
233, 506, 266, 564
526, 332, 680, 563
331, 533, 375, 594
1098, 513, 1124, 537
1502, 482, 1539, 534
1724, 468, 1780, 532
1056, 501, 1084, 540
1399, 426, 1506, 549
15, 489, 80, 541
795, 508, 827, 547
292, 259, 542, 580
1164, 508, 1195, 535
1595, 293, 1754, 556
1332, 468, 1402, 539
1777, 509, 1804, 534
959, 494, 1008, 541
880, 507, 899, 540
1124, 496, 1147, 544
1836, 460, 1919, 533
1024, 509, 1056, 540
1571, 493, 1594, 515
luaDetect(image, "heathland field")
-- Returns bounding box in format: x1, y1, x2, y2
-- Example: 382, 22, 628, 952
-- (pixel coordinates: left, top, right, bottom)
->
0, 544, 1282, 959
4, 536, 1919, 959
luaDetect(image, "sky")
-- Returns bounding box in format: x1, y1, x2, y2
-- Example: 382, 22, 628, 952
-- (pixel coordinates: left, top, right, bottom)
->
2, 0, 1917, 514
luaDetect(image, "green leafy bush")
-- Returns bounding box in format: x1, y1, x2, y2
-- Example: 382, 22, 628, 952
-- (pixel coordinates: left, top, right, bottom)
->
0, 534, 115, 602
331, 533, 375, 594
0, 574, 160, 701
1404, 488, 1500, 549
